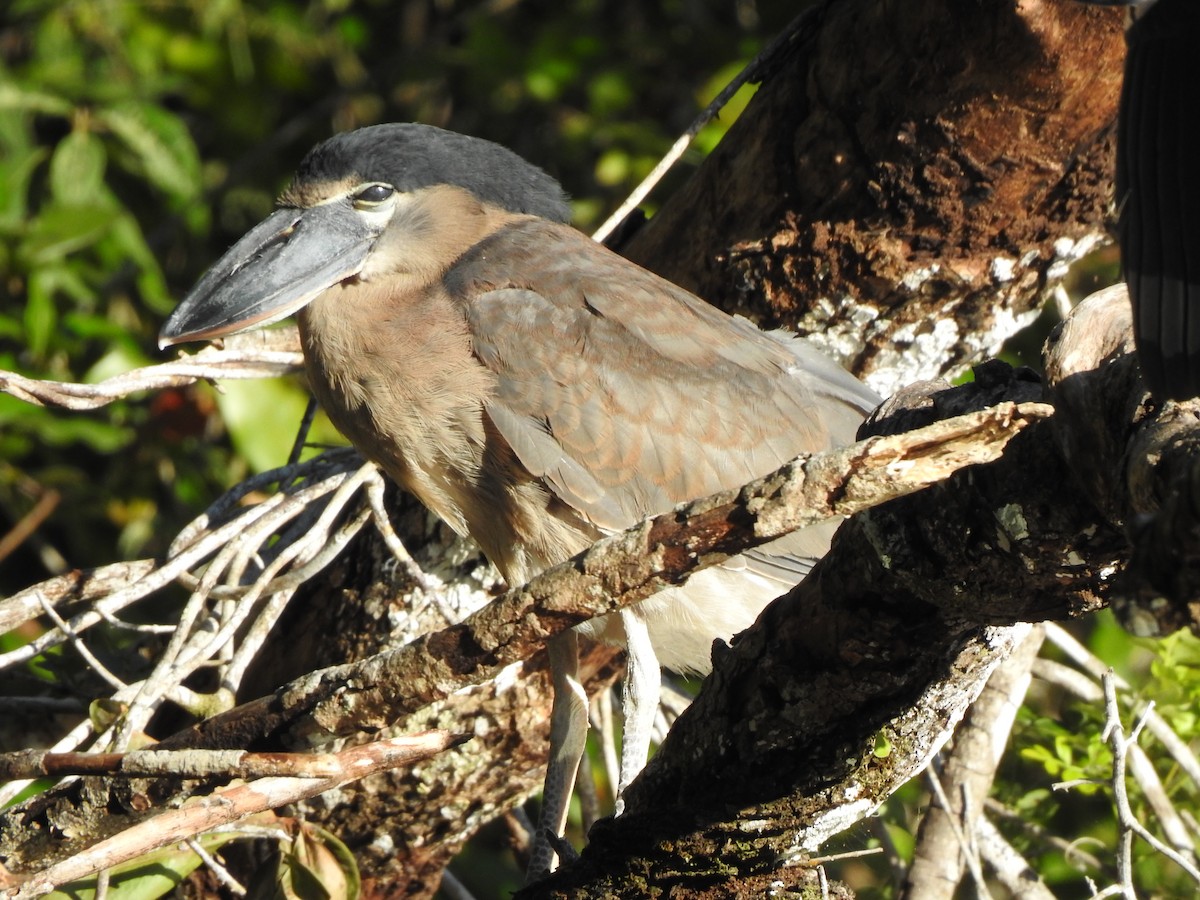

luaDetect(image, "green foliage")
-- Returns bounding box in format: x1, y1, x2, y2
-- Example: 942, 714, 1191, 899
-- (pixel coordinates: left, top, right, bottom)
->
46, 833, 237, 900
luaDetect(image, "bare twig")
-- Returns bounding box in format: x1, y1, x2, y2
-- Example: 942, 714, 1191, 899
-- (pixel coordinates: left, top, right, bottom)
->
1098, 671, 1200, 895
0, 452, 365, 674
976, 816, 1055, 900
1045, 625, 1200, 786
35, 593, 126, 692
801, 847, 885, 867
184, 839, 246, 897
0, 487, 59, 566
923, 763, 993, 900
0, 731, 467, 899
0, 560, 158, 644
1031, 658, 1194, 856
0, 330, 302, 411
591, 691, 620, 805
903, 625, 1042, 899
0, 741, 467, 780
1050, 671, 1200, 896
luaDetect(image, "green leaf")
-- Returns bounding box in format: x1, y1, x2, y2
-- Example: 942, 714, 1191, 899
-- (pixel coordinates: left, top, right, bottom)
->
49, 130, 108, 205
215, 377, 312, 474
20, 202, 113, 264
102, 214, 173, 313
0, 82, 73, 116
98, 101, 202, 205
46, 834, 237, 900
22, 264, 99, 359
0, 394, 134, 452
873, 731, 893, 759
0, 145, 48, 227
23, 269, 59, 358
278, 823, 360, 900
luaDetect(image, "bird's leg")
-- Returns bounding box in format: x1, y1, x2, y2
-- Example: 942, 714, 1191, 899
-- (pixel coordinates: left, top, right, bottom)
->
614, 608, 660, 816
526, 629, 588, 881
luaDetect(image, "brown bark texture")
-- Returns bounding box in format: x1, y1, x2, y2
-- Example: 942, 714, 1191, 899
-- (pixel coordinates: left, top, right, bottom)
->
10, 1, 1195, 898
623, 0, 1122, 396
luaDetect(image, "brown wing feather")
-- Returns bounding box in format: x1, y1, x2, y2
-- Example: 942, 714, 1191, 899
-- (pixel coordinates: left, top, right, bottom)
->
447, 219, 876, 531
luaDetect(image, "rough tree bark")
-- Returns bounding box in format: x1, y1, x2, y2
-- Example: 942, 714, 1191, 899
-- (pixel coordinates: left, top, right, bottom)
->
2, 1, 1163, 898
624, 0, 1122, 396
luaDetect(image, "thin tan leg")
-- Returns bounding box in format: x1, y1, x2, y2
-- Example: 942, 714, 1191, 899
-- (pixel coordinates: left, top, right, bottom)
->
615, 608, 659, 815
526, 630, 588, 881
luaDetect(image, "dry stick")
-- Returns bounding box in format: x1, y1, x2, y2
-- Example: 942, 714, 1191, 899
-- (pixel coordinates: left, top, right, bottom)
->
0, 682, 145, 809
221, 459, 365, 586
185, 838, 246, 897
590, 692, 620, 805
0, 487, 59, 565
0, 492, 302, 672
575, 750, 602, 833
221, 499, 374, 599
167, 448, 357, 560
111, 490, 313, 745
984, 799, 1105, 873
975, 817, 1056, 900
0, 731, 466, 900
119, 501, 373, 748
1033, 657, 1195, 855
1099, 672, 1200, 893
923, 764, 993, 900
0, 459, 364, 675
182, 470, 375, 669
0, 743, 472, 780
220, 584, 300, 695
35, 593, 126, 692
0, 333, 303, 411
0, 560, 158, 642
903, 625, 1043, 900
802, 847, 885, 867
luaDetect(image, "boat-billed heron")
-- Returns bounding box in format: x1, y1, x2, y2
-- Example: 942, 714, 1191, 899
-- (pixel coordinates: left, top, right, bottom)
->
1083, 0, 1200, 399
160, 123, 878, 876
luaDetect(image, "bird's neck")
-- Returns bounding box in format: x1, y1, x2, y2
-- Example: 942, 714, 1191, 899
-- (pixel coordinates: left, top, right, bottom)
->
298, 278, 495, 520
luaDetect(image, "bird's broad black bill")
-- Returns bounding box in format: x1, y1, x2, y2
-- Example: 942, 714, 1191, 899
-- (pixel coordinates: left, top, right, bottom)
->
159, 203, 376, 347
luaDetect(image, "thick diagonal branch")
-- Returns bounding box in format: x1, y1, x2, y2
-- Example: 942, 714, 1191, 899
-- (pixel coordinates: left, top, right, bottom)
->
158, 402, 1045, 753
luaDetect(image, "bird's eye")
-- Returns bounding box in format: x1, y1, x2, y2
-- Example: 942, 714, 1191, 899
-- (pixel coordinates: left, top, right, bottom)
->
353, 184, 395, 208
